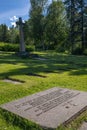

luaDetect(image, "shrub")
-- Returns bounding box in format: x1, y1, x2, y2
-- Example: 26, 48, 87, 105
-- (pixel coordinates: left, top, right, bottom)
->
83, 49, 87, 55
72, 48, 83, 55
55, 43, 66, 53
0, 42, 19, 52
26, 45, 35, 52
0, 42, 35, 52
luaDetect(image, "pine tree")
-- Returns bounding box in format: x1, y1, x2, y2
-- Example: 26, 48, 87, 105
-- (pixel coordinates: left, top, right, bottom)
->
0, 24, 9, 42
29, 0, 48, 49
65, 0, 85, 54
45, 1, 68, 50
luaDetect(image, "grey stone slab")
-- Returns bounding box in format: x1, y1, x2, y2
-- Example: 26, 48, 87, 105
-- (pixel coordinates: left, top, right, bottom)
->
35, 58, 47, 60
4, 79, 22, 84
78, 122, 87, 130
0, 87, 87, 129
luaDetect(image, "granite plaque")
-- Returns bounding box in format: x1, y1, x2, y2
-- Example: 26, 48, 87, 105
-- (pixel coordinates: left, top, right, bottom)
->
0, 87, 87, 129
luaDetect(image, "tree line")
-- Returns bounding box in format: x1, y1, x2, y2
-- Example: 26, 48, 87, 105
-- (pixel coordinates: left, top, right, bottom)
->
0, 0, 87, 54
0, 25, 19, 43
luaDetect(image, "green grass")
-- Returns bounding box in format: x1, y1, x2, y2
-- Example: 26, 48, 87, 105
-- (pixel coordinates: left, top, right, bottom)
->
0, 51, 87, 130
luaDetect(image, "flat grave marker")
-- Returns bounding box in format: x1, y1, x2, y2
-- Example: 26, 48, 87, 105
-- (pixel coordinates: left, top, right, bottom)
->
4, 79, 22, 84
4, 78, 25, 84
0, 87, 87, 129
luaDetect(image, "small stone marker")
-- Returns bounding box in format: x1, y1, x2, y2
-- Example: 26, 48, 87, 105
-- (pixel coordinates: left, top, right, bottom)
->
35, 57, 47, 60
4, 79, 22, 84
0, 87, 87, 129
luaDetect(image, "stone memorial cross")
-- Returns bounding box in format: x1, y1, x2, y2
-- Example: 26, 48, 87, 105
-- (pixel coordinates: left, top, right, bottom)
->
17, 17, 25, 53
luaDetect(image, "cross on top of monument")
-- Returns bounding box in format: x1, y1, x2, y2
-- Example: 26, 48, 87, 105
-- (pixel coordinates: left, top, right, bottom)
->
18, 17, 22, 25
16, 17, 24, 26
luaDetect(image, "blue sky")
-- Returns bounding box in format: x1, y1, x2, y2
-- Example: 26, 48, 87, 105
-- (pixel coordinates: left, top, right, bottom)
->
0, 0, 30, 27
0, 0, 53, 27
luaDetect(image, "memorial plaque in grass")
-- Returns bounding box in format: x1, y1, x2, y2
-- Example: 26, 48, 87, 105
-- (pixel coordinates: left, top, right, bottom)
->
0, 87, 87, 129
4, 77, 25, 84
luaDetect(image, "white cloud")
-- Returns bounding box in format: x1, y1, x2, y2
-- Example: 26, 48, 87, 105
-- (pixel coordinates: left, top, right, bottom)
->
22, 20, 25, 23
8, 26, 10, 30
10, 17, 25, 27
0, 4, 30, 21
10, 16, 18, 27
11, 22, 16, 27
10, 16, 18, 21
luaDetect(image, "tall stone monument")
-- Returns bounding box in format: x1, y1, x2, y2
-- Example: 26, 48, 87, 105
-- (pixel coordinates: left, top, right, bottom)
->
16, 17, 28, 57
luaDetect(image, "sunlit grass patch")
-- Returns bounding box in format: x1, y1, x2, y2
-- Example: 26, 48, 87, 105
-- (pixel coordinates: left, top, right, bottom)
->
0, 51, 87, 130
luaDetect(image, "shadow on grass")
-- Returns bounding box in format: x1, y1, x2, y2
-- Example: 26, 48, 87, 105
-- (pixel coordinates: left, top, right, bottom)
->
69, 69, 87, 75
0, 52, 87, 79
0, 52, 87, 130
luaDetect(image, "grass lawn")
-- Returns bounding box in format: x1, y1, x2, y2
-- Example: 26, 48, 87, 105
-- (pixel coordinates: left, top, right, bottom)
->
0, 51, 87, 130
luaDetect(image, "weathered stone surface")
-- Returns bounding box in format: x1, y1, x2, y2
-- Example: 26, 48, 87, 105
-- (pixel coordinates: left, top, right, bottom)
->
0, 87, 87, 129
78, 122, 87, 130
17, 17, 25, 53
4, 79, 22, 84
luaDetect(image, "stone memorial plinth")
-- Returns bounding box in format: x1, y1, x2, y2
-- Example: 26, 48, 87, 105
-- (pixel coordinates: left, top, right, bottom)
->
16, 17, 28, 57
0, 87, 87, 129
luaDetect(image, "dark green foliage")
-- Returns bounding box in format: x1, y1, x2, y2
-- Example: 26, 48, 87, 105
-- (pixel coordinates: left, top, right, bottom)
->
45, 1, 68, 51
64, 0, 87, 54
72, 48, 83, 55
0, 43, 19, 52
26, 45, 35, 52
83, 49, 87, 55
29, 0, 48, 50
0, 43, 35, 52
0, 24, 9, 42
9, 27, 19, 44
0, 24, 19, 44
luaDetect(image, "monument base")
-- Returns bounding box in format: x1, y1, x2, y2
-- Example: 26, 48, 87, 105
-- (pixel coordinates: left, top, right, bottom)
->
15, 52, 39, 58
15, 51, 29, 58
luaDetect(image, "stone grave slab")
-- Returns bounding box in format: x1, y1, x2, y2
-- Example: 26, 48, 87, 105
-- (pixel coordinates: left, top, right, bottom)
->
35, 57, 47, 60
4, 78, 24, 84
0, 87, 87, 129
4, 79, 22, 84
78, 122, 87, 130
